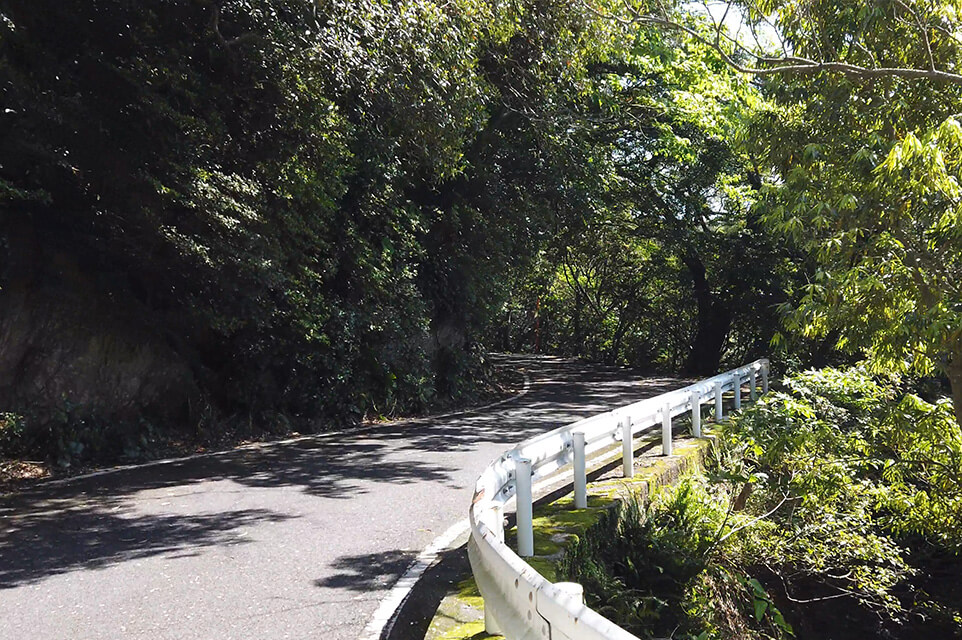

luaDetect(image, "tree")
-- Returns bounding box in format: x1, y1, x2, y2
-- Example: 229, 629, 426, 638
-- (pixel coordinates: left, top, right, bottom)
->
491, 9, 800, 373
727, 6, 962, 425
0, 0, 638, 461
572, 0, 962, 410
582, 0, 962, 422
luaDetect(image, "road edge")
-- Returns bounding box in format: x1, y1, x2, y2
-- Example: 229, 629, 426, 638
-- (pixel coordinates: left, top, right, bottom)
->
22, 369, 533, 491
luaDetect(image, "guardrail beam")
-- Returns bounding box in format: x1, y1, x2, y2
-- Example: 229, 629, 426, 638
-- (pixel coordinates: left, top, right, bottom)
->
491, 504, 504, 542
484, 602, 501, 635
469, 359, 771, 640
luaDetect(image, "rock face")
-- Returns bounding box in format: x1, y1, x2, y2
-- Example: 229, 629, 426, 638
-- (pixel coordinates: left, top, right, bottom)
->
0, 287, 194, 425
0, 222, 195, 434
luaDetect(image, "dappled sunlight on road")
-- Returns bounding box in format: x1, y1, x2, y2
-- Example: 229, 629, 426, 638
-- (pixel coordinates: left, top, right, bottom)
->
0, 355, 693, 640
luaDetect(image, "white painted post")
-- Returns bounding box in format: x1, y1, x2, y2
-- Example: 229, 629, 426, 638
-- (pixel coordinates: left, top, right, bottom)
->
622, 417, 634, 478
691, 390, 701, 438
662, 402, 673, 456
733, 374, 742, 411
516, 458, 534, 557
573, 432, 587, 509
714, 380, 724, 422
762, 365, 769, 394
749, 369, 757, 402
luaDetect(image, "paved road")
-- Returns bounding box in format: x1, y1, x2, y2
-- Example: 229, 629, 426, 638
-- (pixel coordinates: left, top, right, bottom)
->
0, 355, 684, 640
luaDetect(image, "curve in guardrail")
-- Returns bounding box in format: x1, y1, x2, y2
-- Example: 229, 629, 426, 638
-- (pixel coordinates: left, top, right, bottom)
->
468, 359, 770, 640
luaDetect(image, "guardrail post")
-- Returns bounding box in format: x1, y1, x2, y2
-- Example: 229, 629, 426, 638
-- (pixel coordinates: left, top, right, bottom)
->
762, 365, 769, 394
662, 402, 673, 456
622, 417, 634, 478
573, 432, 587, 509
516, 458, 534, 557
714, 381, 724, 422
749, 368, 757, 402
690, 391, 701, 438
733, 374, 741, 411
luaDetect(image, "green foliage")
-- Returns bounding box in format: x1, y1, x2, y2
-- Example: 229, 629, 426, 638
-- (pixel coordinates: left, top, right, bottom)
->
492, 14, 801, 374
723, 367, 962, 553
739, 0, 962, 79
737, 0, 962, 422
562, 366, 962, 638
0, 409, 158, 468
0, 413, 25, 457
4, 0, 956, 470
560, 479, 792, 639
707, 366, 962, 635
0, 0, 640, 459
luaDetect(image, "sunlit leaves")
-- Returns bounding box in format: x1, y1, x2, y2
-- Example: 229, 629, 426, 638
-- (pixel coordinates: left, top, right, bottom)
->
742, 5, 962, 420
717, 367, 962, 623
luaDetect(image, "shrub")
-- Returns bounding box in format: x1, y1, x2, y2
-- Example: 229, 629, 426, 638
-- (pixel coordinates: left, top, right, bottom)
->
562, 366, 962, 639
561, 479, 792, 640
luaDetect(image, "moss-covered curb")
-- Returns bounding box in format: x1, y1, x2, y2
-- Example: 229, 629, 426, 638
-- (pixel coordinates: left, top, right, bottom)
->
424, 434, 715, 640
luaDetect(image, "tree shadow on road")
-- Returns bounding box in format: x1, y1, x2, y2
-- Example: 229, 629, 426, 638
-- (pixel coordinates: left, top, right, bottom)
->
0, 503, 291, 589
313, 549, 416, 592
0, 355, 690, 588
2, 357, 686, 502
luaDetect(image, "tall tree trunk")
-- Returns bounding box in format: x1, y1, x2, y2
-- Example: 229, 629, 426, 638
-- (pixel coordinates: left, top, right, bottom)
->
572, 288, 583, 356
686, 300, 731, 375
608, 312, 630, 365
682, 251, 731, 376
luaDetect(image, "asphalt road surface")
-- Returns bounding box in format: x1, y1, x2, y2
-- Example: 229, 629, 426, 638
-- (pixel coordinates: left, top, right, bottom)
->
0, 355, 685, 640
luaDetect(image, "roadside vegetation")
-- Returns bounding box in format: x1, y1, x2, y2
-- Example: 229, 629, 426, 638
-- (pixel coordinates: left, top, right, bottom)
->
562, 367, 962, 639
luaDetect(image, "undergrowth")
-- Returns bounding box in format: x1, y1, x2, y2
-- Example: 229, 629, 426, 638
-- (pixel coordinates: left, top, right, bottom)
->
561, 365, 962, 640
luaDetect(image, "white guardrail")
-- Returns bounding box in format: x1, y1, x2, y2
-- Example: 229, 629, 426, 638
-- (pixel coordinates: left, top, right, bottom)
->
467, 359, 770, 640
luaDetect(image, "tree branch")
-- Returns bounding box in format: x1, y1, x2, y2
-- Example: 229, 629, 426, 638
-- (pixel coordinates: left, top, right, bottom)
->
582, 1, 962, 85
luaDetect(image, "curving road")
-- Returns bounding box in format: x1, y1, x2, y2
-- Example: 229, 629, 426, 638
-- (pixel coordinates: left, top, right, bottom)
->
0, 355, 685, 640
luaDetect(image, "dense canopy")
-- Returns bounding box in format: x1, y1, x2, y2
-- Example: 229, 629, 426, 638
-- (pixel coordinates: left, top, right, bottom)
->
1, 0, 960, 461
